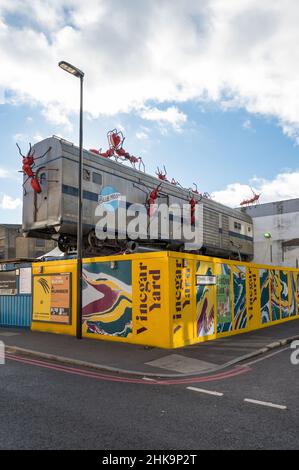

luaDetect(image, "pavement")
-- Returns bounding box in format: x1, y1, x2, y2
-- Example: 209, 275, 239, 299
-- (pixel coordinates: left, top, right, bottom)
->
1, 319, 299, 377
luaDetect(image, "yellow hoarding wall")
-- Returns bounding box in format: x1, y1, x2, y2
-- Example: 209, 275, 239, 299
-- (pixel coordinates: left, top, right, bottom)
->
32, 259, 77, 336
31, 252, 299, 348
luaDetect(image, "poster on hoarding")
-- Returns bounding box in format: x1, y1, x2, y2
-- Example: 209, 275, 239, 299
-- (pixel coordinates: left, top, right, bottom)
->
19, 268, 32, 294
33, 273, 71, 324
216, 274, 231, 325
0, 270, 17, 295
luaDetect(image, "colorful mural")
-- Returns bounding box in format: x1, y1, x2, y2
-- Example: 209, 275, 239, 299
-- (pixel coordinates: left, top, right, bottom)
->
82, 260, 132, 337
280, 271, 289, 319
216, 264, 232, 333
259, 269, 270, 324
232, 265, 247, 330
196, 261, 215, 337
270, 269, 281, 321
31, 253, 299, 349
290, 272, 297, 317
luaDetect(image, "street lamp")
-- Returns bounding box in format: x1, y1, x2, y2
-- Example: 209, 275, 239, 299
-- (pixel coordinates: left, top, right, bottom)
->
59, 60, 84, 339
263, 232, 273, 263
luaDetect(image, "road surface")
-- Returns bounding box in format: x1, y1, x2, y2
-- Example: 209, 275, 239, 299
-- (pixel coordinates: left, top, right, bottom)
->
0, 346, 298, 449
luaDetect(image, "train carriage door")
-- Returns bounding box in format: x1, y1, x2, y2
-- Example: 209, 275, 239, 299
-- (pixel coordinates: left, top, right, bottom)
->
33, 168, 48, 223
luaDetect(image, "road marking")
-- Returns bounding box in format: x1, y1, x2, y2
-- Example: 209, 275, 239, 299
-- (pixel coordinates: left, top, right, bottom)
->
6, 353, 249, 386
142, 377, 156, 382
245, 347, 289, 366
244, 398, 287, 410
187, 386, 223, 396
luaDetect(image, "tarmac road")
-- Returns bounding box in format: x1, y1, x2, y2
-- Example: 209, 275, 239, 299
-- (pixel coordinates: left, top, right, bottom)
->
0, 344, 298, 450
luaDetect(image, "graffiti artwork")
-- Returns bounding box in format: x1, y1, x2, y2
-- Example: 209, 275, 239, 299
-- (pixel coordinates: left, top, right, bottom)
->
196, 261, 215, 337
232, 265, 247, 330
82, 261, 132, 337
270, 270, 281, 321
289, 273, 297, 317
259, 269, 270, 324
280, 271, 289, 319
216, 264, 232, 333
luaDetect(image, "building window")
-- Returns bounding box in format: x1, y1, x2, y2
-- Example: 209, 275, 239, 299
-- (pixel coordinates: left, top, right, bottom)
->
234, 222, 241, 230
36, 239, 45, 247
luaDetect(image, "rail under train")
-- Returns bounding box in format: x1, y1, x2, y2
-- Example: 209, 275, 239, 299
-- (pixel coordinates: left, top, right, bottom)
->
21, 136, 254, 260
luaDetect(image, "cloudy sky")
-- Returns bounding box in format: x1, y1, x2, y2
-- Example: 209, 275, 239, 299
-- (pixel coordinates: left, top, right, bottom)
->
1, 0, 299, 223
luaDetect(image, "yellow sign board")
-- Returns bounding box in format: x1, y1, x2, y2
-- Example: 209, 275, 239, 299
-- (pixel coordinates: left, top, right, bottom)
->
33, 273, 71, 324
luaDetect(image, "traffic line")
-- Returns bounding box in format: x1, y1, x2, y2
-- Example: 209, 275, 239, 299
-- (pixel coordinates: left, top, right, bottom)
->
245, 347, 289, 366
244, 398, 287, 410
186, 386, 223, 396
6, 352, 250, 385
142, 377, 156, 382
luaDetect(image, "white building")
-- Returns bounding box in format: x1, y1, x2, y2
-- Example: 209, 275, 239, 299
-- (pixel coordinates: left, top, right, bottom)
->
244, 198, 299, 268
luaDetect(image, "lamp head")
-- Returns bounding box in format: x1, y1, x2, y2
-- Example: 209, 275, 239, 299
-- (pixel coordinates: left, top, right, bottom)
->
58, 61, 84, 78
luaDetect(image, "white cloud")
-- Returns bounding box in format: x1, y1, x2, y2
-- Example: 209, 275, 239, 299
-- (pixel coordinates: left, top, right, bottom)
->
32, 133, 45, 142
136, 131, 149, 140
0, 194, 22, 210
212, 170, 299, 207
242, 119, 254, 131
0, 168, 10, 178
1, 1, 299, 140
139, 106, 187, 132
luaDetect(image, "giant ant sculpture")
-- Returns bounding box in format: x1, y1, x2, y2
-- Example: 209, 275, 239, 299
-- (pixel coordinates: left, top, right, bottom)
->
240, 188, 261, 206
89, 129, 145, 171
189, 183, 211, 199
156, 166, 169, 182
156, 166, 182, 187
17, 142, 54, 195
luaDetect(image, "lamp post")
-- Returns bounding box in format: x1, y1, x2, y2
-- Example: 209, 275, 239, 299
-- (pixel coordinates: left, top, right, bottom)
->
58, 61, 84, 339
264, 232, 272, 263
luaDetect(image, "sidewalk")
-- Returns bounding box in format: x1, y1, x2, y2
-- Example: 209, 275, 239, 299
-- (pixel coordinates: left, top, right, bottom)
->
1, 319, 299, 377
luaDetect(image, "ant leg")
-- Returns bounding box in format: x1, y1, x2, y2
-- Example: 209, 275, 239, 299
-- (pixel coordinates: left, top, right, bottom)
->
22, 176, 30, 196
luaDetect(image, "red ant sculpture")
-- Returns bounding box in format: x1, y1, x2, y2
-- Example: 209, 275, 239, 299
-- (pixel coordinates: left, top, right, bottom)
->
17, 143, 52, 194
189, 183, 211, 199
156, 166, 182, 186
147, 183, 162, 217
170, 177, 182, 187
156, 166, 169, 182
240, 188, 261, 206
90, 129, 145, 171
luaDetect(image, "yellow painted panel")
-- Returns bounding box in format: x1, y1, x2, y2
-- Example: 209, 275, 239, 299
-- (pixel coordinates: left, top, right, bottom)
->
31, 252, 299, 348
170, 257, 195, 348
31, 259, 77, 336
247, 267, 261, 330
132, 256, 171, 348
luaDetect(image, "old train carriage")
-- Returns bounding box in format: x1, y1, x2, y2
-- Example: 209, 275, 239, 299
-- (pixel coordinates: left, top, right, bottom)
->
22, 136, 253, 260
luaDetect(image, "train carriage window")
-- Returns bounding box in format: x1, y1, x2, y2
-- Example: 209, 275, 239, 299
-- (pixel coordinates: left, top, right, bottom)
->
83, 169, 91, 181
40, 172, 47, 186
92, 172, 102, 185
